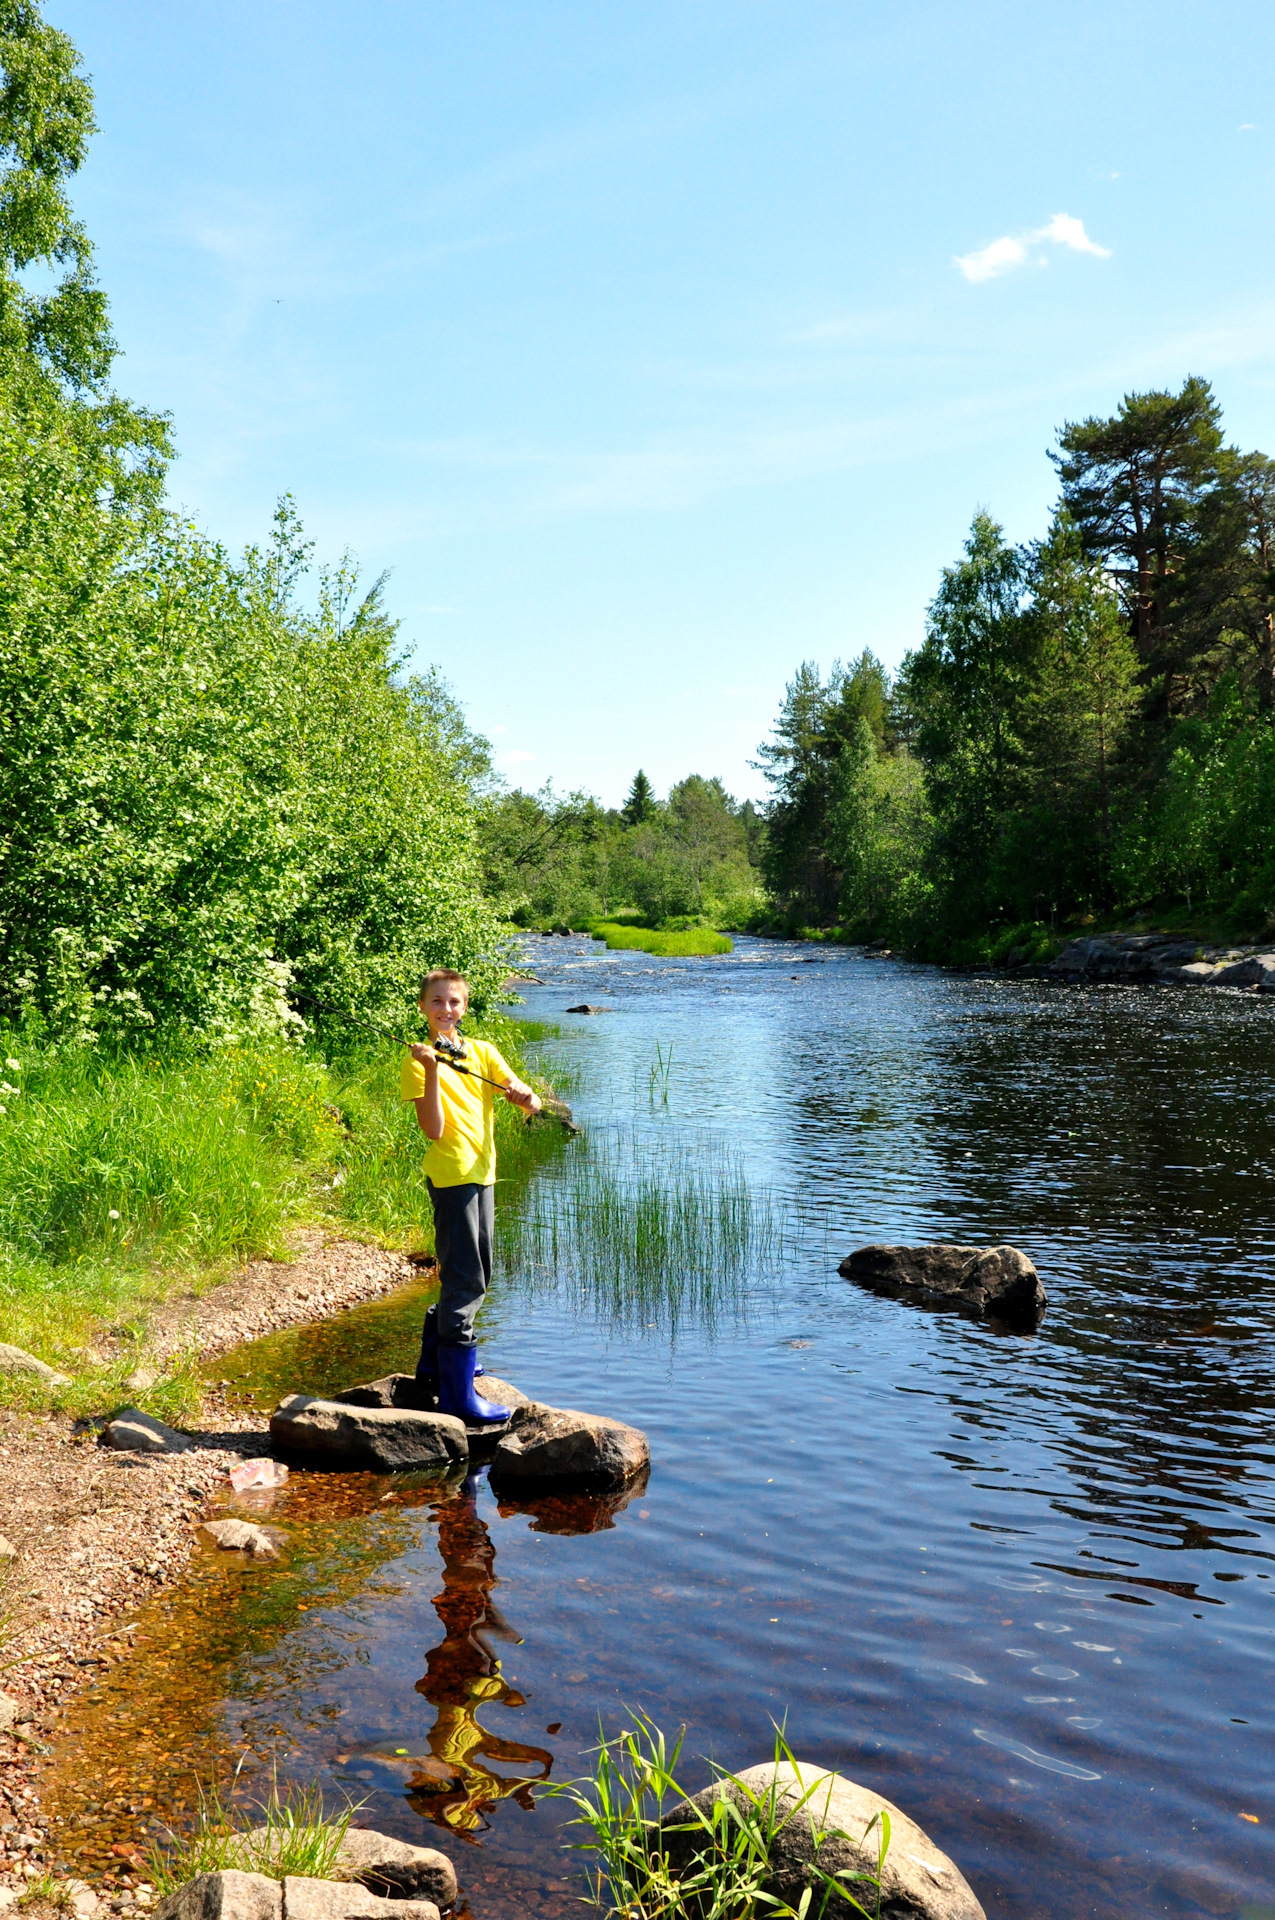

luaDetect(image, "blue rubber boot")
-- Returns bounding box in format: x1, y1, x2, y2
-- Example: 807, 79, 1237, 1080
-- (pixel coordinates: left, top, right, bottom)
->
416, 1305, 483, 1383
437, 1340, 510, 1426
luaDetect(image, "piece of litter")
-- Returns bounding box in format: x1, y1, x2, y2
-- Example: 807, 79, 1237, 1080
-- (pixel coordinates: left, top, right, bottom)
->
230, 1458, 289, 1492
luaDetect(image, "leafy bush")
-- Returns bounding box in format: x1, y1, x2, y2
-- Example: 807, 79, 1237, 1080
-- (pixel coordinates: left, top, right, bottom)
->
589, 924, 733, 956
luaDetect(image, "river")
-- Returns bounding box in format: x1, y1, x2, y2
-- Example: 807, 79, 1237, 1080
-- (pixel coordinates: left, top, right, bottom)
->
45, 936, 1275, 1919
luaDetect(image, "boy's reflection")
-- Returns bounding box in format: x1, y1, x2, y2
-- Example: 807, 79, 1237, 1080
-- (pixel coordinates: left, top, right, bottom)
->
407, 1476, 552, 1837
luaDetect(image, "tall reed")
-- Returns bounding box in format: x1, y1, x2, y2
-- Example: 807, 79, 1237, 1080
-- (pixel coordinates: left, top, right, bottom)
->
498, 1127, 775, 1334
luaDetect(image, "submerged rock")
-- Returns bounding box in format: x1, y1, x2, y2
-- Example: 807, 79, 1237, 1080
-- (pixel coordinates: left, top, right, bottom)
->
333, 1829, 457, 1907
663, 1761, 984, 1920
154, 1871, 281, 1920
102, 1407, 194, 1454
0, 1342, 70, 1385
565, 1004, 613, 1014
202, 1519, 280, 1559
489, 1403, 650, 1490
840, 1244, 1045, 1324
268, 1396, 468, 1472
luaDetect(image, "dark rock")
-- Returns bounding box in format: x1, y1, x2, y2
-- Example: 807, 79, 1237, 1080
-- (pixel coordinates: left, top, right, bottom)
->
334, 1829, 457, 1908
154, 1871, 281, 1920
268, 1396, 468, 1472
840, 1244, 1044, 1324
662, 1761, 984, 1920
565, 1004, 613, 1014
102, 1407, 193, 1454
1214, 954, 1275, 988
282, 1879, 438, 1920
488, 1403, 650, 1491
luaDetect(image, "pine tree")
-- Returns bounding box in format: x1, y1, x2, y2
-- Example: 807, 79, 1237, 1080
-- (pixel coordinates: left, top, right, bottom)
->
622, 769, 655, 825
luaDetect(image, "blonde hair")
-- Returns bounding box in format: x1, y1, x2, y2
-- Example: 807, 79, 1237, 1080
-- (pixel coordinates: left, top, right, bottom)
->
419, 968, 470, 1004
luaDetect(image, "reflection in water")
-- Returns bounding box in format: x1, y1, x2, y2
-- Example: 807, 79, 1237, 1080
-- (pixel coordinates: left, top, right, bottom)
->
409, 1477, 553, 1838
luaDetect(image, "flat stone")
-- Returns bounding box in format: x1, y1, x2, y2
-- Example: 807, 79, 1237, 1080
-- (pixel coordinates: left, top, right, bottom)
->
0, 1533, 16, 1558
1164, 960, 1222, 985
0, 1343, 70, 1385
154, 1870, 281, 1920
1213, 954, 1275, 988
334, 1373, 528, 1421
840, 1244, 1045, 1324
202, 1520, 280, 1559
268, 1397, 468, 1473
64, 1879, 100, 1916
0, 1691, 21, 1730
663, 1761, 984, 1920
334, 1828, 457, 1907
281, 1878, 438, 1920
103, 1408, 194, 1454
489, 1403, 650, 1490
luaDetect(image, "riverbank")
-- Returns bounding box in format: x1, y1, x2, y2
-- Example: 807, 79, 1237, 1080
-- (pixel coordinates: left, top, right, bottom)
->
0, 1232, 428, 1903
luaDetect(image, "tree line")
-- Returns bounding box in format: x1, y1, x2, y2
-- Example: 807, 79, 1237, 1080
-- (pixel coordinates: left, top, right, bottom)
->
756, 375, 1275, 957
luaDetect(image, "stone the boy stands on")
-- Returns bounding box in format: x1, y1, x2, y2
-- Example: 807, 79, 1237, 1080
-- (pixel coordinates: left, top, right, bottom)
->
401, 968, 541, 1425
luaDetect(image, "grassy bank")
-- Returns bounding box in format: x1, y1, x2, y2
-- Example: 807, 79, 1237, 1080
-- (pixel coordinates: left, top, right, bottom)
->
589, 921, 733, 957
0, 1015, 564, 1405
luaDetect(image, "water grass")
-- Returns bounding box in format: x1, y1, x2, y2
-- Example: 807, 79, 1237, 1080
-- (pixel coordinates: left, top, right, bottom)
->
499, 1127, 776, 1334
147, 1768, 360, 1894
590, 923, 733, 957
554, 1715, 891, 1920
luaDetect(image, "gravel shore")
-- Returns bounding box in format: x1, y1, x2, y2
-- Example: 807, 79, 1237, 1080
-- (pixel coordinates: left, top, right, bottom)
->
0, 1232, 425, 1904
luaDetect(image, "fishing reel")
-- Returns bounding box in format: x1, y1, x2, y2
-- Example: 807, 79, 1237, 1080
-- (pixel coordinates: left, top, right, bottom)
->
431, 1031, 469, 1070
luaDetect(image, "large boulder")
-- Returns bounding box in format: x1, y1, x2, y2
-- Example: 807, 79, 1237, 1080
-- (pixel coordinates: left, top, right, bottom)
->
282, 1882, 438, 1920
1214, 953, 1275, 988
154, 1871, 281, 1920
333, 1829, 457, 1908
662, 1761, 984, 1920
488, 1403, 650, 1491
268, 1396, 468, 1472
103, 1407, 193, 1454
840, 1244, 1044, 1324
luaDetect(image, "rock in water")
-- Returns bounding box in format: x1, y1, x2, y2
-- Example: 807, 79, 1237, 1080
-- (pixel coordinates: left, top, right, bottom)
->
268, 1396, 468, 1472
0, 1342, 70, 1385
839, 1244, 1044, 1324
282, 1880, 439, 1920
334, 1373, 528, 1414
488, 1403, 650, 1490
202, 1519, 280, 1559
153, 1871, 281, 1920
662, 1761, 984, 1920
334, 1830, 458, 1907
103, 1407, 194, 1454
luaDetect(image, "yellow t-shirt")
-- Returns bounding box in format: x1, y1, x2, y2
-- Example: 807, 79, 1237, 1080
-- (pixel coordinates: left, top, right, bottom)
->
400, 1037, 513, 1188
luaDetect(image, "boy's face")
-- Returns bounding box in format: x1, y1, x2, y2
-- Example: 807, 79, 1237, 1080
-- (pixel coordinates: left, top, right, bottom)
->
421, 982, 468, 1036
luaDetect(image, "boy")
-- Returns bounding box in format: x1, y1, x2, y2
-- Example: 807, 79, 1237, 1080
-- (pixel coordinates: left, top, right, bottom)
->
402, 968, 541, 1424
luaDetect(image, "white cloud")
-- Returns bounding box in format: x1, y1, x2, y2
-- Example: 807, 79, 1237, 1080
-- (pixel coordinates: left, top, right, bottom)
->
955, 212, 1111, 283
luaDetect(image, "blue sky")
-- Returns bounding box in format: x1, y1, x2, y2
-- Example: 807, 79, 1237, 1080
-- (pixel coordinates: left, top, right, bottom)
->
54, 0, 1275, 804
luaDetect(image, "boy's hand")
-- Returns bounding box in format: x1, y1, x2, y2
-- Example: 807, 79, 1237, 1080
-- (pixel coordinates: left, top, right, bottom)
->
504, 1076, 542, 1115
411, 1042, 439, 1069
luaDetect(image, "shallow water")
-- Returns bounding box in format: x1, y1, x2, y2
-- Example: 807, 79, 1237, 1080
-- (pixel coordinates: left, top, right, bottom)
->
43, 937, 1275, 1919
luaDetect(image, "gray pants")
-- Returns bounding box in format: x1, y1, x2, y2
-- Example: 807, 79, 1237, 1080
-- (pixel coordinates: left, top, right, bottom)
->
427, 1179, 494, 1346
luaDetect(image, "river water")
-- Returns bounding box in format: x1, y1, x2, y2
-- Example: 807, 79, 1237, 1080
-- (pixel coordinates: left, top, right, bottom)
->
45, 937, 1275, 1919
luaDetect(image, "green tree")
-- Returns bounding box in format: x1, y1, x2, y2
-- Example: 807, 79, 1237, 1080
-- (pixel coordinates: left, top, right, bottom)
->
1051, 376, 1226, 712
622, 769, 656, 825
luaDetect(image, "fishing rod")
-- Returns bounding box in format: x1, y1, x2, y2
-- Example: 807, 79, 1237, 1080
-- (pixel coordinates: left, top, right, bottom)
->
291, 991, 579, 1133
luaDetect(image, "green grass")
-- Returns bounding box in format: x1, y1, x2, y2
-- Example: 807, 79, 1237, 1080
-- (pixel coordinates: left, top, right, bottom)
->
499, 1127, 774, 1335
590, 922, 733, 957
0, 1014, 568, 1407
147, 1769, 359, 1894
554, 1715, 890, 1920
